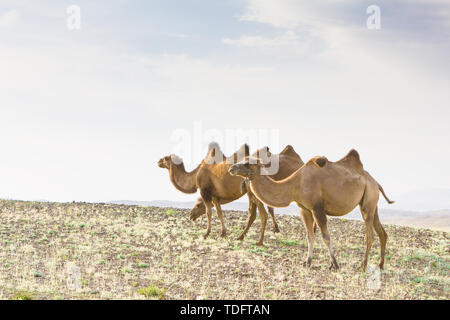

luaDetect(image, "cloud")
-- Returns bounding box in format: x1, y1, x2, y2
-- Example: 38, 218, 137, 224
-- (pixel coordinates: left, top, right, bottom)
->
158, 31, 193, 39
222, 31, 314, 56
238, 0, 304, 29
238, 0, 450, 38
223, 30, 298, 47
228, 0, 450, 79
0, 9, 19, 27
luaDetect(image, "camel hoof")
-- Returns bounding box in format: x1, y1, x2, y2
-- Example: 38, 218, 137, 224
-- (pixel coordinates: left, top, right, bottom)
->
236, 235, 245, 241
303, 259, 312, 268
273, 227, 281, 233
255, 241, 264, 246
358, 263, 367, 272
329, 261, 339, 271
220, 231, 227, 238
329, 264, 339, 271
203, 233, 210, 239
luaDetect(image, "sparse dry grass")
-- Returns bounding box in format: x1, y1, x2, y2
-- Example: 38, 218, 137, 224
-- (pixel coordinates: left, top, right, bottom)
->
0, 200, 448, 300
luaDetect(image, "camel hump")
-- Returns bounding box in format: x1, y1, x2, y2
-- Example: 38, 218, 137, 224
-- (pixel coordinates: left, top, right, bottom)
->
339, 148, 364, 170
170, 154, 183, 165
347, 149, 360, 160
280, 145, 302, 160
206, 142, 225, 162
226, 143, 250, 164
311, 156, 328, 168
207, 142, 222, 156
208, 141, 220, 151
241, 143, 250, 157
252, 146, 271, 158
280, 145, 294, 154
236, 143, 250, 160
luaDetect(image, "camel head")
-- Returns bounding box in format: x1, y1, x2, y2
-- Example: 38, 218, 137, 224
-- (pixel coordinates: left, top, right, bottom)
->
189, 197, 206, 221
157, 154, 183, 169
228, 157, 266, 179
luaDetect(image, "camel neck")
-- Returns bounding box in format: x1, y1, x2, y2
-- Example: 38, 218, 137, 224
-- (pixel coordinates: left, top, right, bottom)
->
169, 162, 199, 194
249, 172, 300, 208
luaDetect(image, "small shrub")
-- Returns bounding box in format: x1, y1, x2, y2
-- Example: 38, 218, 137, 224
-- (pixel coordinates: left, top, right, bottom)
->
138, 284, 165, 299
122, 267, 132, 273
166, 209, 177, 215
10, 291, 33, 300
279, 238, 299, 246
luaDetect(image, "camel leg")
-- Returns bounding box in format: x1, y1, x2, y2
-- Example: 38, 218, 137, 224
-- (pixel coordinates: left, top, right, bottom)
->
372, 206, 388, 269
255, 201, 268, 246
212, 198, 226, 237
237, 202, 257, 241
359, 203, 375, 272
203, 201, 213, 239
312, 208, 339, 270
299, 207, 315, 268
268, 207, 280, 233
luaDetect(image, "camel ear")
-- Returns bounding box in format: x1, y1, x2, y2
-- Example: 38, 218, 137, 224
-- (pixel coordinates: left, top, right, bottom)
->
312, 156, 327, 168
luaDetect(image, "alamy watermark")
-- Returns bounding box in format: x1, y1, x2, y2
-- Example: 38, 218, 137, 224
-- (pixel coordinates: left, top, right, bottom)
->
66, 264, 81, 291
64, 5, 380, 31
366, 265, 382, 291
170, 121, 281, 175
67, 5, 81, 30
367, 5, 381, 30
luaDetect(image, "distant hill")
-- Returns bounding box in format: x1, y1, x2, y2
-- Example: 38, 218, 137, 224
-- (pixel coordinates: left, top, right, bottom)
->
108, 200, 450, 232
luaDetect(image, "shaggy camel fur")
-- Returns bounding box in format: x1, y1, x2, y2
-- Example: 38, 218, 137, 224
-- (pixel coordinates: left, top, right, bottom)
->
229, 149, 394, 271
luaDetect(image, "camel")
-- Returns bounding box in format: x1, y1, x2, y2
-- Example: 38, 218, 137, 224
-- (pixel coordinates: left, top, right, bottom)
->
159, 143, 270, 244
158, 143, 304, 245
229, 149, 394, 271
235, 145, 305, 240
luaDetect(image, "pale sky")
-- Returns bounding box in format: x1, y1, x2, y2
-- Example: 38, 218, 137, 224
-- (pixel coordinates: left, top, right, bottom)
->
0, 1, 449, 208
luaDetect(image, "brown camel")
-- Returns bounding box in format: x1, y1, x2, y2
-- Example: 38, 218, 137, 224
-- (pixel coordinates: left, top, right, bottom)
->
193, 143, 251, 239
236, 145, 305, 240
158, 144, 257, 240
229, 149, 394, 271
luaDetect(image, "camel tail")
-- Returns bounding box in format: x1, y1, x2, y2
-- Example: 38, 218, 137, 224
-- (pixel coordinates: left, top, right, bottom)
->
378, 183, 395, 204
